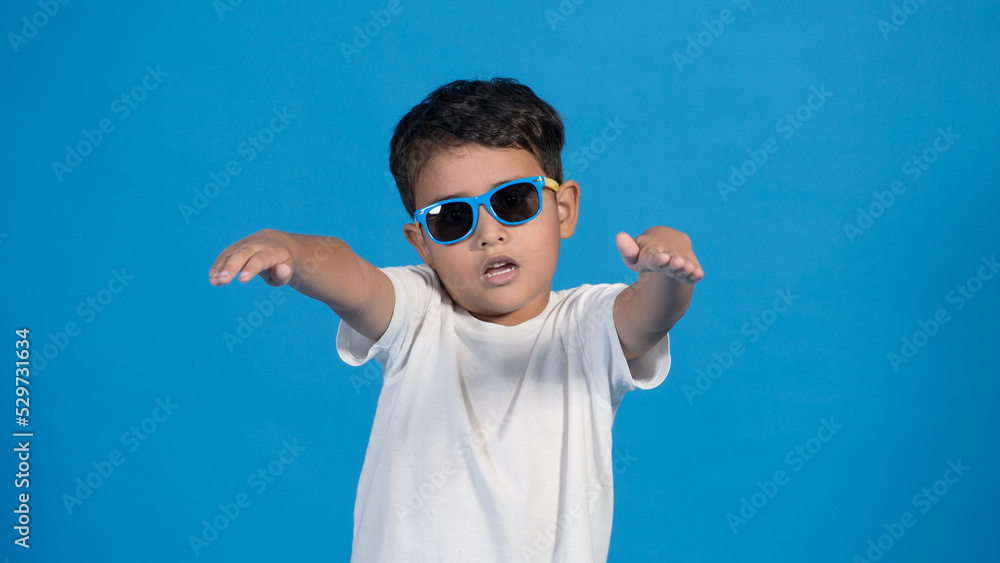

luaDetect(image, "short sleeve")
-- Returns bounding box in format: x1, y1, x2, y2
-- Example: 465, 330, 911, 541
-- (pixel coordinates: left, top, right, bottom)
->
335, 264, 438, 368
572, 284, 671, 406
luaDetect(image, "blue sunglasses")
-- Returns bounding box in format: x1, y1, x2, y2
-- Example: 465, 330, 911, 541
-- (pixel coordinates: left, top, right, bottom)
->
413, 175, 560, 244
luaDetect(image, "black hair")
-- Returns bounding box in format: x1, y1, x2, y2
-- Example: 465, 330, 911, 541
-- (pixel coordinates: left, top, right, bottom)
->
388, 77, 565, 217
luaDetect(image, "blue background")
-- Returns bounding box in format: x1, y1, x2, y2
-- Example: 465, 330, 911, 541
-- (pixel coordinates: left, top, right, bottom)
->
3, 0, 999, 561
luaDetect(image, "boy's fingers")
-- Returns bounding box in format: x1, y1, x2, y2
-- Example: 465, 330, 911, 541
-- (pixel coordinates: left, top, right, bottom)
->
667, 256, 694, 273
615, 232, 640, 267
669, 263, 704, 285
656, 252, 700, 272
648, 250, 675, 267
210, 246, 246, 275
236, 251, 280, 283
263, 262, 294, 286
647, 252, 703, 284
209, 254, 238, 285
210, 247, 256, 285
209, 231, 295, 286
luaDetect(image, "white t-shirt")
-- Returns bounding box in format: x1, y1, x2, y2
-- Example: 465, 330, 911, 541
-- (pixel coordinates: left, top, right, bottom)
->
336, 263, 671, 563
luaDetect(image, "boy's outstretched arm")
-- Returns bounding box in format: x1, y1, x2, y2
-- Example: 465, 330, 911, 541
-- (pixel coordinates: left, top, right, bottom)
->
612, 226, 703, 362
208, 229, 394, 342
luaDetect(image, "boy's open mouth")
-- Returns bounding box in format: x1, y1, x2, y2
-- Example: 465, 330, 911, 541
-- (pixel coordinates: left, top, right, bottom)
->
482, 255, 520, 281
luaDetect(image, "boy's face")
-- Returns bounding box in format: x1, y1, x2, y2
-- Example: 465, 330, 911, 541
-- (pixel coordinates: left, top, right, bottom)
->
403, 143, 580, 326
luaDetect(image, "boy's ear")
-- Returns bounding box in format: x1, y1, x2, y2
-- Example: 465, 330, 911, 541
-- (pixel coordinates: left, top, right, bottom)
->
403, 222, 435, 268
555, 180, 580, 239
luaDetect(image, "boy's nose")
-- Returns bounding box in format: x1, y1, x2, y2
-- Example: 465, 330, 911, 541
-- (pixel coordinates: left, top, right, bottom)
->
473, 203, 507, 245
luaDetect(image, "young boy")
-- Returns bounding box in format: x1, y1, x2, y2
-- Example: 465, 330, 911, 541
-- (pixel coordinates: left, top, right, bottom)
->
208, 78, 702, 562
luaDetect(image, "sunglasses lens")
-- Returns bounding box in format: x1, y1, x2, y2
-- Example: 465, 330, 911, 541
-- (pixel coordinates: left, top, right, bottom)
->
426, 202, 474, 242
423, 181, 542, 243
490, 183, 540, 223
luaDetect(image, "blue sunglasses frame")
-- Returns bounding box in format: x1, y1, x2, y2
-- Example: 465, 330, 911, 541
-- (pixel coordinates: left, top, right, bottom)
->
413, 175, 560, 244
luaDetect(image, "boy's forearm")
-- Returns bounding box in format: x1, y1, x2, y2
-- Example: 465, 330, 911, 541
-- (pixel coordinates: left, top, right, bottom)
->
285, 233, 371, 311
626, 271, 692, 331
614, 271, 693, 358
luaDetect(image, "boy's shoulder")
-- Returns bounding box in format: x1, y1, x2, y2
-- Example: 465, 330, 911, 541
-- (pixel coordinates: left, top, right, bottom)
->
551, 280, 629, 317
382, 262, 437, 278
381, 263, 440, 293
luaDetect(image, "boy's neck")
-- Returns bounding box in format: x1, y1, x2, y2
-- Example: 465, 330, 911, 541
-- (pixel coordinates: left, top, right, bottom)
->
467, 287, 552, 327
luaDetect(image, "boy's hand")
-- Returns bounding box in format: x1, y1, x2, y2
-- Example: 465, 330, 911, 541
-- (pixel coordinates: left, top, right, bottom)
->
207, 229, 394, 342
615, 226, 703, 284
209, 229, 296, 287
